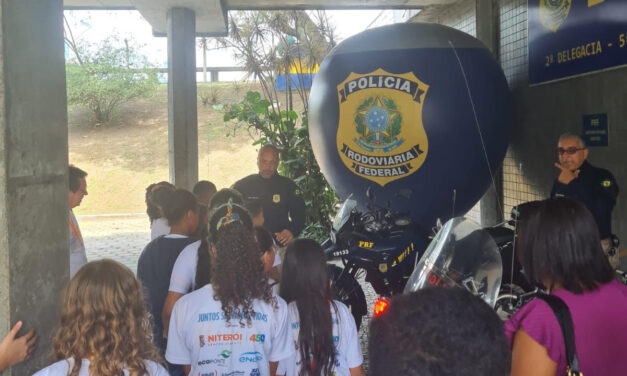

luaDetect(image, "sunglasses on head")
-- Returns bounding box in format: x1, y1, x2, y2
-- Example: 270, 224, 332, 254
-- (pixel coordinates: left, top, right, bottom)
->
557, 147, 585, 155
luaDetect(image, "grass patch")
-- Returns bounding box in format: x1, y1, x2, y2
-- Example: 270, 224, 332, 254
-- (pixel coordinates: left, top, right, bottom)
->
70, 83, 261, 215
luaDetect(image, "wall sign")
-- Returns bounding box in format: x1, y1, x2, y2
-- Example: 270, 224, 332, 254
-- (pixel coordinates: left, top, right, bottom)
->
529, 0, 627, 84
582, 113, 608, 147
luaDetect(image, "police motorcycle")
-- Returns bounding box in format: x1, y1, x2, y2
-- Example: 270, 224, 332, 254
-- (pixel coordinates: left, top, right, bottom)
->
402, 217, 504, 308
380, 204, 539, 320
322, 187, 431, 329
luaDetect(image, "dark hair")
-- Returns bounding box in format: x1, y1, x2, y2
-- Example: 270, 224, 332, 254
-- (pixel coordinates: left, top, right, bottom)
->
209, 188, 243, 212
208, 203, 273, 326
69, 165, 87, 192
162, 189, 198, 226
145, 182, 175, 222
254, 226, 273, 254
516, 197, 613, 293
369, 288, 510, 376
194, 191, 245, 290
280, 239, 336, 376
194, 205, 212, 290
246, 200, 264, 219
193, 180, 217, 196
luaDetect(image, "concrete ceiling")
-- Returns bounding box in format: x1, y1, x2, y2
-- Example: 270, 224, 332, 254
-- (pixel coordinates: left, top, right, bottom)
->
64, 0, 458, 36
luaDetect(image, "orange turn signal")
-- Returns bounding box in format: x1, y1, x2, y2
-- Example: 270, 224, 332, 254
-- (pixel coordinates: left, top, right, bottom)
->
374, 298, 390, 317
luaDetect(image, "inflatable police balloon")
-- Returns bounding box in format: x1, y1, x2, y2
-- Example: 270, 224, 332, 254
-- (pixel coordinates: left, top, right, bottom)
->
309, 23, 511, 230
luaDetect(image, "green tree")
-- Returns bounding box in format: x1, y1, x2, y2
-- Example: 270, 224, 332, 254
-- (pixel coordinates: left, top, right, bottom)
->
220, 11, 337, 240
64, 18, 158, 123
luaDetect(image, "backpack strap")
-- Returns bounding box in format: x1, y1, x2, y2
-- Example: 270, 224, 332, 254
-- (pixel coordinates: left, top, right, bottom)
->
536, 294, 582, 375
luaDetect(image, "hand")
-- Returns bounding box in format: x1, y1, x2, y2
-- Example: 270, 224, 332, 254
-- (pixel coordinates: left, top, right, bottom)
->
554, 162, 579, 184
0, 321, 37, 371
274, 229, 294, 246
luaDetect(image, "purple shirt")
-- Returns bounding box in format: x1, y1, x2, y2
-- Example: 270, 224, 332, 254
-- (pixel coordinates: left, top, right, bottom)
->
505, 280, 627, 376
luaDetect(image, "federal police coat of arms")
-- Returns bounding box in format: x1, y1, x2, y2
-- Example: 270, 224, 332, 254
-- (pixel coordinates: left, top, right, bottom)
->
539, 0, 571, 32
336, 68, 430, 186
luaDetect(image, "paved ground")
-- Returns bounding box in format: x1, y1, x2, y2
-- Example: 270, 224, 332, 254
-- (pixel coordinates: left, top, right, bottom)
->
80, 214, 376, 369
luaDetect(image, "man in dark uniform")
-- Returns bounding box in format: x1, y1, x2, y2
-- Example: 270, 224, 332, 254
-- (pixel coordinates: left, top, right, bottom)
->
233, 144, 305, 246
550, 133, 619, 267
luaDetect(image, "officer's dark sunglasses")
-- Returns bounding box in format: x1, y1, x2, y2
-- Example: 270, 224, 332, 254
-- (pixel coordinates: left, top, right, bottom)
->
557, 147, 585, 155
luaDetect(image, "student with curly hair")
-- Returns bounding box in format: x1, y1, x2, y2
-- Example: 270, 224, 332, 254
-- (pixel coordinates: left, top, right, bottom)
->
166, 202, 293, 376
368, 288, 510, 376
34, 259, 167, 376
161, 189, 244, 338
277, 239, 364, 376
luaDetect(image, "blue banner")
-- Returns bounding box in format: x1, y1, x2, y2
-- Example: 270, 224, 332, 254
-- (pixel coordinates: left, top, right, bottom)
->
529, 0, 627, 84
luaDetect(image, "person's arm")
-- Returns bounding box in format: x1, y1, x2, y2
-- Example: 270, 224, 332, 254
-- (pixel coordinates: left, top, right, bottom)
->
349, 366, 365, 376
0, 321, 37, 371
183, 364, 191, 375
269, 361, 278, 376
510, 329, 557, 376
161, 291, 183, 338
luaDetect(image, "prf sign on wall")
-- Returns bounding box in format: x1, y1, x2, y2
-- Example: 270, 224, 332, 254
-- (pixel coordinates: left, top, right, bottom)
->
582, 113, 608, 147
528, 0, 627, 85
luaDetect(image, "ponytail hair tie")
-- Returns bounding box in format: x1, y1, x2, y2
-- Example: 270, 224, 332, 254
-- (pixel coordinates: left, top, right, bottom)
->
216, 199, 242, 230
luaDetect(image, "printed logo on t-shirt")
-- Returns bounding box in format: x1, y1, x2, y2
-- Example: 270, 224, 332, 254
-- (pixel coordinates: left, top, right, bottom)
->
238, 351, 264, 363
199, 333, 243, 347
220, 350, 232, 359
198, 357, 228, 367
249, 369, 261, 376
198, 371, 217, 376
249, 334, 265, 343
198, 311, 268, 323
272, 194, 281, 203
220, 372, 245, 376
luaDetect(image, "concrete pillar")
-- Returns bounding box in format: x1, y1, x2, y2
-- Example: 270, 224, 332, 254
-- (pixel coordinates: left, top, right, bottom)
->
476, 0, 504, 225
167, 7, 198, 190
0, 1, 69, 374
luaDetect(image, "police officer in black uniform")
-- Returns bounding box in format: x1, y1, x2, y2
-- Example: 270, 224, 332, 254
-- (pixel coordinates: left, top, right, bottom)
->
233, 144, 305, 246
550, 133, 619, 267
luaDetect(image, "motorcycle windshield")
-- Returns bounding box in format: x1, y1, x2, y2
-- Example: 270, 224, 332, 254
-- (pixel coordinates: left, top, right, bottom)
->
333, 196, 357, 232
403, 217, 502, 307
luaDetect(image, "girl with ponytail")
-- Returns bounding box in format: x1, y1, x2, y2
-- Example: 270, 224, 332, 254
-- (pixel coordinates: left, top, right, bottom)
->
165, 202, 293, 376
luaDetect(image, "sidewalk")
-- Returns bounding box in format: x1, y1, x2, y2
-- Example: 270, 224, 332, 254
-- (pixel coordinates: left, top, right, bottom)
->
80, 214, 150, 273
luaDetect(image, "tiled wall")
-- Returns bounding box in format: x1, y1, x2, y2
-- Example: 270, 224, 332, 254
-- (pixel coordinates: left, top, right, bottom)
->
413, 0, 545, 223
497, 0, 545, 217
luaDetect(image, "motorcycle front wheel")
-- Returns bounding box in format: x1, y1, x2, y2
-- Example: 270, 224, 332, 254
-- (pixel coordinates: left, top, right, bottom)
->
328, 264, 368, 329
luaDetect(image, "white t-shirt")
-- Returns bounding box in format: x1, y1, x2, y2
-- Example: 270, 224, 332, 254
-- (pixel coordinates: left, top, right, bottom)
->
268, 278, 280, 296
151, 217, 170, 240
277, 300, 363, 376
69, 210, 87, 277
166, 284, 293, 376
33, 357, 168, 376
168, 240, 202, 293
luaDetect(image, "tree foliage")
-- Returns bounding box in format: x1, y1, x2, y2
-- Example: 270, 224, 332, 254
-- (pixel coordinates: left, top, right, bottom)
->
219, 11, 337, 240
64, 18, 158, 123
